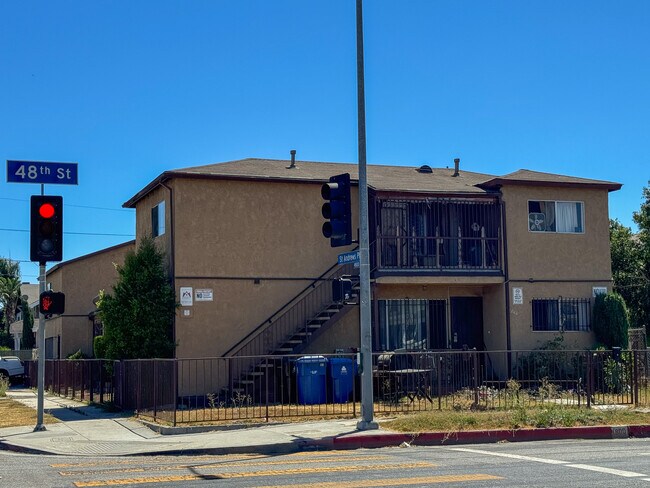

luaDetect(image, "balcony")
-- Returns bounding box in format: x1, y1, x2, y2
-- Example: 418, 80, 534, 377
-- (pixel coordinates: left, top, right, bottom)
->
372, 198, 502, 274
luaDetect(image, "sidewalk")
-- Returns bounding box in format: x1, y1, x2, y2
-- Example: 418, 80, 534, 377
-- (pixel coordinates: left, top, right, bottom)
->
2, 387, 650, 457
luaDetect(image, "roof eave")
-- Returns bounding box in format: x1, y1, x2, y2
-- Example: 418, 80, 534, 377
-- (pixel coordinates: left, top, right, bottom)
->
478, 179, 622, 192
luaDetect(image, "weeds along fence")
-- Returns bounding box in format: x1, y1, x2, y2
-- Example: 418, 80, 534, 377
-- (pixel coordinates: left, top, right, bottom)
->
24, 349, 650, 425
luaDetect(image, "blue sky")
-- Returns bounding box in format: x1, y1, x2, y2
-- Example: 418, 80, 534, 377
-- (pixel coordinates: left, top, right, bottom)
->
1, 1, 649, 282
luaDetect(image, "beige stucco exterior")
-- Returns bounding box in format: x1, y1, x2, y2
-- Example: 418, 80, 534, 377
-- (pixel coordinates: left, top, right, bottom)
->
160, 178, 358, 358
125, 162, 619, 376
42, 241, 134, 358
501, 185, 613, 351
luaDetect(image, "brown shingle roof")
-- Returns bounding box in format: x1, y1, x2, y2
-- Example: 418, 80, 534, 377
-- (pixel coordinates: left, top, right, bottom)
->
123, 159, 622, 208
479, 169, 622, 192
123, 158, 497, 207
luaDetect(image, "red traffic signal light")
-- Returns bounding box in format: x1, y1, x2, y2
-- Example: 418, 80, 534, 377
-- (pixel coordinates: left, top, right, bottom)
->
39, 203, 55, 219
30, 196, 63, 264
39, 291, 65, 316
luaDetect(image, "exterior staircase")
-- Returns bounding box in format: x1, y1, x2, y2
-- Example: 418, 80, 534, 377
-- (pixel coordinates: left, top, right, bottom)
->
222, 260, 359, 404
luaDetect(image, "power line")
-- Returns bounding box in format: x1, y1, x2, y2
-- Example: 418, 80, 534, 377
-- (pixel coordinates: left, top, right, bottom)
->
0, 197, 132, 213
0, 228, 134, 237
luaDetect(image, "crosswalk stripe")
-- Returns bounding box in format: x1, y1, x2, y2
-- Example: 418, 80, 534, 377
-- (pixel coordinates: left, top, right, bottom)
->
74, 473, 502, 487
60, 455, 392, 476
72, 462, 436, 487
254, 474, 504, 487
51, 454, 261, 468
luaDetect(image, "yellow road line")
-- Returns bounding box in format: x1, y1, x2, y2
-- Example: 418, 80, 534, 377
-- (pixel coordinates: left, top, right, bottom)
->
51, 454, 261, 468
60, 455, 392, 476
75, 473, 502, 487
73, 462, 436, 487
255, 474, 504, 487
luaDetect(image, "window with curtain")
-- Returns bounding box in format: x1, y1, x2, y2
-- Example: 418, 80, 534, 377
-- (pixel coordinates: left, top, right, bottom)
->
378, 299, 429, 350
528, 201, 583, 234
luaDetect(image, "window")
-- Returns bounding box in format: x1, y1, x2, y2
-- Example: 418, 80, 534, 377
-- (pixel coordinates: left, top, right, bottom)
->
532, 298, 591, 331
378, 299, 447, 350
152, 201, 165, 237
528, 200, 583, 233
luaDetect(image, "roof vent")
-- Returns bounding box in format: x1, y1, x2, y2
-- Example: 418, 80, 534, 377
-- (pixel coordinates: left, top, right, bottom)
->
286, 149, 297, 169
452, 158, 460, 177
417, 164, 433, 174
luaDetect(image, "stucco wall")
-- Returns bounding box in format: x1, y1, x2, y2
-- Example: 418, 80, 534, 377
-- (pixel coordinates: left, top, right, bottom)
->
168, 177, 358, 358
502, 185, 612, 281
501, 184, 614, 351
43, 242, 133, 358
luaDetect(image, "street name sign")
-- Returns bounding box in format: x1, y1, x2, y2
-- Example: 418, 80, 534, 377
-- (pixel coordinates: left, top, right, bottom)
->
338, 250, 360, 265
6, 160, 78, 185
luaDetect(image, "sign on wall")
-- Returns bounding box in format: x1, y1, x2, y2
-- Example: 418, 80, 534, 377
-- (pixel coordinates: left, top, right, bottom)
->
592, 287, 608, 297
195, 289, 213, 301
180, 287, 193, 306
512, 287, 523, 305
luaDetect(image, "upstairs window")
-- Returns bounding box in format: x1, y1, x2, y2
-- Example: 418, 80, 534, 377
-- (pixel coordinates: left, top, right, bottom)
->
528, 200, 583, 233
152, 201, 165, 237
532, 298, 591, 332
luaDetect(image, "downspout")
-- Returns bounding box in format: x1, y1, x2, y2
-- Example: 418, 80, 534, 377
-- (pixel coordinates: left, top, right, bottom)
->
160, 180, 176, 357
500, 195, 512, 373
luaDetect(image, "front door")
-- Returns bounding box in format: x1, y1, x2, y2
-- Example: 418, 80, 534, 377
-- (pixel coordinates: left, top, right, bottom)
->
450, 297, 484, 350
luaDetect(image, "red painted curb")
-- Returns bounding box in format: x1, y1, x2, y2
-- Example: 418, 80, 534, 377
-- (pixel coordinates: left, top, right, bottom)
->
331, 425, 627, 449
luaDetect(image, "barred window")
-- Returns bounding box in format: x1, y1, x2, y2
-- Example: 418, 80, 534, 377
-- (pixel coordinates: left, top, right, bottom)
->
532, 298, 591, 332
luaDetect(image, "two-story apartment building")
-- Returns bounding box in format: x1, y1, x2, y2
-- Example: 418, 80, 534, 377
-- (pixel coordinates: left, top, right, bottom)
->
124, 157, 621, 376
41, 240, 134, 358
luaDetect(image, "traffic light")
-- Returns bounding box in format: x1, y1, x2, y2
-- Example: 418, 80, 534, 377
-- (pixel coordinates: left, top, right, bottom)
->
30, 195, 63, 264
321, 173, 352, 247
39, 291, 65, 317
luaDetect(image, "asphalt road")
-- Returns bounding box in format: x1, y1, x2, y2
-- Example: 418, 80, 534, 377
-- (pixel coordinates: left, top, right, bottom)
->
2, 438, 650, 487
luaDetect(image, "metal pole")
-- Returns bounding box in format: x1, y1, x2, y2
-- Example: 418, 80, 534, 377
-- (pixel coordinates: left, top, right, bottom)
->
355, 0, 377, 431
34, 263, 46, 431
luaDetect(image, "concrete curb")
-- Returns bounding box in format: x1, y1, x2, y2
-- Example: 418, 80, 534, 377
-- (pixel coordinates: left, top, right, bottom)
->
317, 424, 650, 450
2, 424, 650, 457
138, 419, 277, 435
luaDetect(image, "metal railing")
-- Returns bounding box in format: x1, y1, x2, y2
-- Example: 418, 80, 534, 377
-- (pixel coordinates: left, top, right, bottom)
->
24, 349, 650, 425
24, 359, 115, 405
373, 198, 502, 272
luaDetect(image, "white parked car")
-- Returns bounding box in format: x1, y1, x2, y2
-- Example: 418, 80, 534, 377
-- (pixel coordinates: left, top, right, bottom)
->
0, 356, 24, 382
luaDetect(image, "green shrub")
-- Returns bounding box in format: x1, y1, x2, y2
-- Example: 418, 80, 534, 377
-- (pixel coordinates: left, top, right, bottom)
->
66, 349, 88, 360
593, 292, 630, 348
0, 345, 10, 351
93, 335, 107, 359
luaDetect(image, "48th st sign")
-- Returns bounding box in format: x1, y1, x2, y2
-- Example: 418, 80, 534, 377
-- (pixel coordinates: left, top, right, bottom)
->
6, 160, 78, 185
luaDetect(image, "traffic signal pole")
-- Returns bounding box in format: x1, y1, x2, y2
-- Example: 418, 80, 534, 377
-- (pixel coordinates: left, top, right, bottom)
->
355, 0, 377, 431
35, 183, 46, 431
34, 262, 46, 431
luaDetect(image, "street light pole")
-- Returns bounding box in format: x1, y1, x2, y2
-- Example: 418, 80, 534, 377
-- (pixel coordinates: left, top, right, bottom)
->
355, 0, 377, 431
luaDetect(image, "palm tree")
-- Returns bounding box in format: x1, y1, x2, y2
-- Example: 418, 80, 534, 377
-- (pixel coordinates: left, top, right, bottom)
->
0, 258, 22, 332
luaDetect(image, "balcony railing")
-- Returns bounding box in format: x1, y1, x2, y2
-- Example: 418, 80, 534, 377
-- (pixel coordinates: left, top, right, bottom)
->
373, 198, 502, 273
375, 234, 501, 272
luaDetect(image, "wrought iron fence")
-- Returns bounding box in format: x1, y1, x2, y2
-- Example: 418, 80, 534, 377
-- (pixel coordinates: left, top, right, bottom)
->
24, 349, 650, 425
24, 359, 115, 405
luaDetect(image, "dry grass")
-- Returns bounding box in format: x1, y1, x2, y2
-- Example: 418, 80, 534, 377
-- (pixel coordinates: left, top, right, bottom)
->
0, 398, 59, 428
382, 405, 650, 433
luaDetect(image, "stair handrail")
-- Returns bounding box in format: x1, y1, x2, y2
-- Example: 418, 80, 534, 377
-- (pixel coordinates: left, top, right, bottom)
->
223, 251, 357, 358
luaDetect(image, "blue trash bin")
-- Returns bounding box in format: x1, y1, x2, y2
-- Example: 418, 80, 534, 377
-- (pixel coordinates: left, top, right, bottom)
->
329, 357, 356, 403
296, 356, 328, 405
